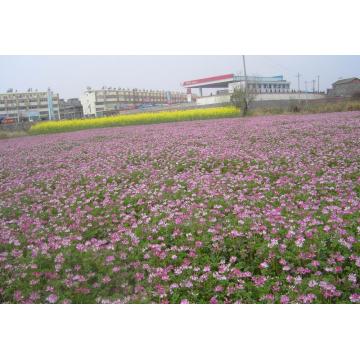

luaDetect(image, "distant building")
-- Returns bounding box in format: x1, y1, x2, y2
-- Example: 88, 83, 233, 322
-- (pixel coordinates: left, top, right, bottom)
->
80, 88, 187, 117
327, 77, 360, 97
0, 89, 60, 122
229, 75, 291, 94
182, 74, 290, 99
59, 98, 83, 119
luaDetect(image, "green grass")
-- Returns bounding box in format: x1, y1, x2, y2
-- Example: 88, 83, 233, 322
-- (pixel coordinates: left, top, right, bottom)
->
0, 130, 28, 139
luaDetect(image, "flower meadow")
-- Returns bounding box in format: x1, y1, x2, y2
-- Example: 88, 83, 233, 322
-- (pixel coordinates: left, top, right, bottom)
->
29, 107, 239, 134
1, 111, 359, 304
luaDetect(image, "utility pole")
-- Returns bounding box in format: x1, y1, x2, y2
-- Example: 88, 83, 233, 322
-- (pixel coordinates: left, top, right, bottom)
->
317, 75, 320, 93
242, 55, 248, 91
47, 87, 54, 121
242, 55, 249, 115
312, 79, 315, 93
16, 97, 20, 123
296, 73, 301, 92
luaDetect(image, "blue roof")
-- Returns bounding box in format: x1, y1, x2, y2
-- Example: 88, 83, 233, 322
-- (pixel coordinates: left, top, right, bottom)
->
234, 75, 286, 82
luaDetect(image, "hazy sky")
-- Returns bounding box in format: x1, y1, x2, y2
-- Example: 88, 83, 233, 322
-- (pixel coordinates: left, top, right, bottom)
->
0, 55, 359, 99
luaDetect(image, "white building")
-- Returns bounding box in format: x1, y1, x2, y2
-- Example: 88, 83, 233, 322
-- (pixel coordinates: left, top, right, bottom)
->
0, 89, 60, 122
182, 74, 291, 100
229, 75, 291, 94
80, 88, 187, 117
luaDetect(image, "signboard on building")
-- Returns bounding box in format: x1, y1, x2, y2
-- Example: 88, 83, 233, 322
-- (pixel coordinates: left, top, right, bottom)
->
22, 110, 41, 122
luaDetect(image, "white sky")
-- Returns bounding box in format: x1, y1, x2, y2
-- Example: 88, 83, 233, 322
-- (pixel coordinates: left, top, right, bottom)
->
0, 55, 359, 99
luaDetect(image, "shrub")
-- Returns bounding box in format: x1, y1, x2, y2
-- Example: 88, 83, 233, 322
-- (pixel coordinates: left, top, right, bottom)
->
351, 91, 360, 100
288, 101, 302, 113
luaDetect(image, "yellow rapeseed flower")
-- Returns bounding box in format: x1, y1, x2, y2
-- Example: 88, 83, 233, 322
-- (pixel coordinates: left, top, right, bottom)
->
29, 107, 239, 134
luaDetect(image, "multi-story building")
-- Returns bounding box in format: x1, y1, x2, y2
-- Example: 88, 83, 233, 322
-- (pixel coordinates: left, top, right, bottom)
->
59, 98, 83, 119
182, 74, 291, 98
229, 75, 291, 94
0, 89, 60, 122
80, 87, 187, 117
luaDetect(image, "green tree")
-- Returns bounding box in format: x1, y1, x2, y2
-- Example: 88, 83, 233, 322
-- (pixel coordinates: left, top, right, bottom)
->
230, 86, 255, 116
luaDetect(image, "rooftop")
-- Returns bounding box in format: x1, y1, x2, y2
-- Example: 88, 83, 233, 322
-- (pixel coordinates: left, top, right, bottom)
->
333, 77, 359, 86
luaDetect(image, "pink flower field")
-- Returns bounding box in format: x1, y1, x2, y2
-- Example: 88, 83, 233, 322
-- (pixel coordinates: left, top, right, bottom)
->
0, 112, 359, 304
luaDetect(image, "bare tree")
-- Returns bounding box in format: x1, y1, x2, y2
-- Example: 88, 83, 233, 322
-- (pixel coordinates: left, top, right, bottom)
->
230, 85, 255, 116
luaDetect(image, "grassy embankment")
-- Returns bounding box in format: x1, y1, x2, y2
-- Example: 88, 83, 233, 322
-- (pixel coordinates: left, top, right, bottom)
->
0, 130, 28, 139
249, 99, 360, 116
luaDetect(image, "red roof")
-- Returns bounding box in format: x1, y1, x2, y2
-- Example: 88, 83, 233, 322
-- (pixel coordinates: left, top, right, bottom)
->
182, 73, 234, 86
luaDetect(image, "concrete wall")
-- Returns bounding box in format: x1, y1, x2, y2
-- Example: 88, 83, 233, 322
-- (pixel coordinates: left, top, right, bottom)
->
250, 96, 349, 110
254, 93, 325, 101
196, 95, 230, 106
196, 92, 325, 106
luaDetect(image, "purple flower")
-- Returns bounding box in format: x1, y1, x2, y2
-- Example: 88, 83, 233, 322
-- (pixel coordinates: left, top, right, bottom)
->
252, 276, 267, 287
46, 294, 58, 303
298, 293, 316, 304
295, 237, 305, 248
105, 255, 115, 263
214, 285, 224, 292
102, 275, 111, 284
349, 294, 360, 303
1, 110, 359, 304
